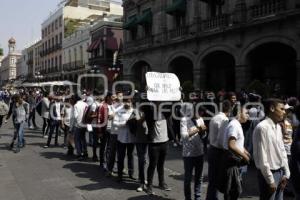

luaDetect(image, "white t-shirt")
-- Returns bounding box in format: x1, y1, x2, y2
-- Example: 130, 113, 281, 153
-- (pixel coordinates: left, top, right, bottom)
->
223, 118, 244, 153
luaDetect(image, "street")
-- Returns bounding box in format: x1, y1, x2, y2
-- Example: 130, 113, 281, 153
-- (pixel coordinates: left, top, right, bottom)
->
0, 116, 292, 200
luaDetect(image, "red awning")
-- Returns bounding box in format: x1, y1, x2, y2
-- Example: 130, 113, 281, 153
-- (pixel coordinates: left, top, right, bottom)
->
106, 37, 118, 51
87, 40, 97, 52
92, 39, 102, 50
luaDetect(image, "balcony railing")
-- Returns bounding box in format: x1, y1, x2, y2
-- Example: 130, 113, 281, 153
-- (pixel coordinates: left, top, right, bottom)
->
251, 0, 285, 18
88, 57, 113, 66
63, 60, 85, 71
202, 14, 230, 30
125, 36, 154, 49
168, 26, 189, 39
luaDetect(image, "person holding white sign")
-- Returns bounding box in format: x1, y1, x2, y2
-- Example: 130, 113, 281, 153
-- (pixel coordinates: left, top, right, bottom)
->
144, 102, 172, 195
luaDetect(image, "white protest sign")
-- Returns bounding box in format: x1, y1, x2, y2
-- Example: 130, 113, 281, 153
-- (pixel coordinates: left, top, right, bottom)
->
146, 72, 181, 101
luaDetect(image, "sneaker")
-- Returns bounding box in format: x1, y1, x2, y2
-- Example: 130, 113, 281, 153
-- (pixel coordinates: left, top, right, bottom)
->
136, 184, 145, 192
173, 142, 178, 147
43, 135, 48, 138
128, 175, 136, 180
14, 148, 20, 153
159, 183, 171, 191
146, 185, 154, 195
105, 171, 113, 177
29, 126, 34, 129
43, 145, 49, 148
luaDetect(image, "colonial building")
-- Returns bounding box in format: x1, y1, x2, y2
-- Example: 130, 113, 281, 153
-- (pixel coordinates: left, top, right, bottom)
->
62, 23, 91, 83
0, 38, 21, 86
88, 15, 123, 89
16, 49, 28, 81
122, 0, 300, 95
40, 0, 123, 81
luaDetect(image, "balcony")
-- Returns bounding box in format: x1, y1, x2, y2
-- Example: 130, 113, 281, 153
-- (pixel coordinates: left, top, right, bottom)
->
125, 36, 154, 49
168, 26, 189, 40
63, 60, 85, 71
202, 14, 230, 30
88, 57, 113, 66
251, 0, 286, 18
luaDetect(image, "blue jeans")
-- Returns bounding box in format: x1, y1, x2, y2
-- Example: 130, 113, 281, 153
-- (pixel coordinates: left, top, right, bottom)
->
136, 143, 148, 184
257, 169, 284, 200
15, 121, 25, 148
184, 156, 204, 200
74, 127, 87, 156
206, 146, 222, 200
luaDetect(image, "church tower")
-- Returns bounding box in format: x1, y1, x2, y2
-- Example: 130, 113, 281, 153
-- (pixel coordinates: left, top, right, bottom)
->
8, 37, 16, 53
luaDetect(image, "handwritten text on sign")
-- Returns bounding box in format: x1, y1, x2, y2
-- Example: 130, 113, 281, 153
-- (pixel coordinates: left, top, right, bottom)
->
146, 72, 181, 101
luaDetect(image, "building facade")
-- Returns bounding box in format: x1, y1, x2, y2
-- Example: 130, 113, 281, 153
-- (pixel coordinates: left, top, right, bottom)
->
16, 49, 28, 81
88, 15, 123, 89
63, 24, 91, 83
122, 0, 300, 95
40, 0, 123, 81
0, 38, 22, 86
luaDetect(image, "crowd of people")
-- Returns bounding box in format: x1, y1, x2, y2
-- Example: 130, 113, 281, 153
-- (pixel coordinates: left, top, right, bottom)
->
0, 88, 299, 200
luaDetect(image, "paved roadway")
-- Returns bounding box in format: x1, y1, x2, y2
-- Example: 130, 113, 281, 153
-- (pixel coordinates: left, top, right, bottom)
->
0, 116, 294, 200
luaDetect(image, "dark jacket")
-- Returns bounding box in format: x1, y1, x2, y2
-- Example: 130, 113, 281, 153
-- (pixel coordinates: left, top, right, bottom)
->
291, 127, 300, 191
49, 102, 63, 121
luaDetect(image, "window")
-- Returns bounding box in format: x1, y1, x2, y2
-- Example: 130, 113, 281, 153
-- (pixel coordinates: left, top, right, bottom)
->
74, 48, 77, 62
55, 19, 58, 29
55, 35, 58, 45
209, 1, 223, 17
79, 46, 83, 62
52, 23, 54, 32
55, 57, 58, 69
174, 14, 186, 28
10, 57, 16, 65
59, 32, 62, 44
59, 55, 62, 70
51, 58, 54, 68
69, 49, 71, 63
59, 16, 62, 27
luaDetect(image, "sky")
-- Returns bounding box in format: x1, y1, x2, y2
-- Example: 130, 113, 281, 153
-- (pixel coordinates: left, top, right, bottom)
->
0, 0, 122, 55
0, 0, 61, 55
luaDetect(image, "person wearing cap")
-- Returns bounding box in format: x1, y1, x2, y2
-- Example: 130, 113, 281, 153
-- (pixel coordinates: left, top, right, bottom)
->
253, 98, 290, 200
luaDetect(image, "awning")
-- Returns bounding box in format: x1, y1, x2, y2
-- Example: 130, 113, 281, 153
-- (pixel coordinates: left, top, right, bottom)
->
87, 40, 97, 52
137, 10, 152, 25
93, 39, 102, 50
123, 17, 138, 30
106, 37, 118, 51
165, 0, 186, 15
87, 39, 102, 52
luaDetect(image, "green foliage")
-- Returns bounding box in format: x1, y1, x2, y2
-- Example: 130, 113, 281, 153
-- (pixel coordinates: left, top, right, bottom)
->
0, 48, 3, 56
64, 19, 81, 38
246, 80, 271, 98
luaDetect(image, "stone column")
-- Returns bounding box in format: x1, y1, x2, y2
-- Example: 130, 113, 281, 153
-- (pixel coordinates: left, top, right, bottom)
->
235, 64, 251, 91
198, 67, 206, 90
193, 67, 201, 89
296, 60, 300, 96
